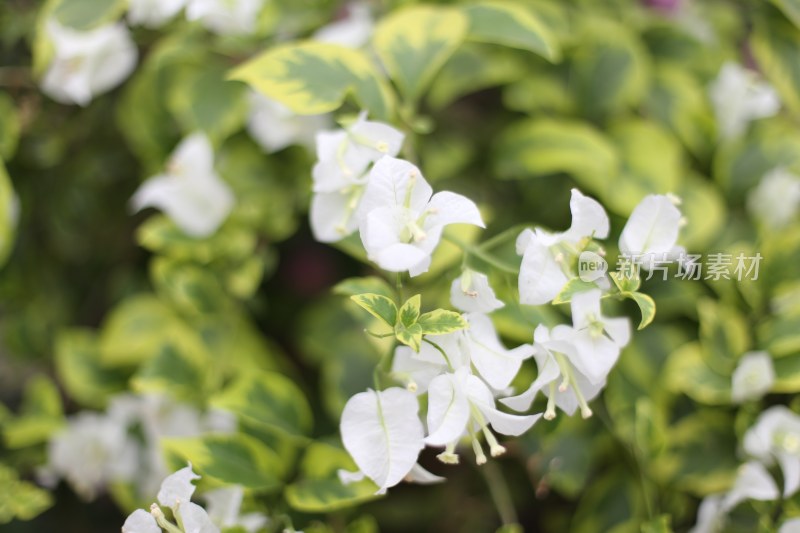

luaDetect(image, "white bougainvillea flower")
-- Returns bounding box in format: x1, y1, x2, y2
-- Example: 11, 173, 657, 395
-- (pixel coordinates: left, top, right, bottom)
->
128, 0, 186, 27
178, 502, 220, 533
339, 387, 425, 494
310, 114, 404, 242
185, 0, 264, 35
41, 20, 137, 106
518, 189, 609, 305
618, 194, 683, 269
157, 464, 200, 509
313, 2, 373, 48
748, 168, 800, 229
501, 324, 604, 420
45, 412, 139, 500
359, 156, 484, 276
462, 313, 533, 390
131, 133, 235, 238
122, 509, 161, 533
246, 92, 329, 153
203, 486, 268, 533
425, 368, 541, 465
723, 461, 780, 510
570, 289, 630, 383
450, 270, 504, 314
743, 406, 800, 497
709, 62, 780, 140
731, 351, 775, 404
688, 495, 726, 533
779, 518, 800, 533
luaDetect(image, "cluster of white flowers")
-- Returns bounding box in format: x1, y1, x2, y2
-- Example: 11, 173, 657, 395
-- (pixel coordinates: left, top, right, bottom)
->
42, 393, 234, 503
122, 464, 267, 533
709, 61, 780, 140
691, 406, 800, 533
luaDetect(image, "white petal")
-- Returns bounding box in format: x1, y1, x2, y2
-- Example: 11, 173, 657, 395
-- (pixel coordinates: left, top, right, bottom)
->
570, 330, 620, 385
408, 255, 433, 277
465, 374, 541, 436
337, 469, 366, 485
743, 406, 800, 461
464, 313, 533, 390
425, 373, 470, 446
619, 194, 682, 257
122, 509, 161, 533
549, 368, 605, 417
390, 345, 444, 394
349, 118, 405, 160
731, 351, 775, 404
450, 271, 504, 314
340, 388, 425, 493
688, 495, 726, 533
604, 316, 631, 348
426, 191, 484, 228
203, 486, 243, 528
779, 518, 800, 533
313, 3, 374, 48
405, 463, 445, 485
185, 0, 263, 35
562, 189, 610, 242
723, 461, 779, 510
359, 157, 432, 215
518, 234, 569, 305
248, 92, 328, 153
310, 190, 359, 242
777, 453, 800, 498
500, 347, 561, 412
178, 501, 220, 533
87, 24, 138, 98
157, 464, 200, 510
129, 0, 187, 27
570, 289, 602, 331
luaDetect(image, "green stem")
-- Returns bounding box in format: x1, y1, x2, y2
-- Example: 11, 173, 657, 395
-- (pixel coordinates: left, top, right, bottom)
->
422, 338, 454, 371
481, 460, 518, 526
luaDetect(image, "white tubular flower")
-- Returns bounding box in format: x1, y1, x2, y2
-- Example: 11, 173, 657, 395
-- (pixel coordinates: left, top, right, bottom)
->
709, 62, 780, 140
310, 114, 404, 242
358, 156, 484, 276
128, 0, 186, 28
688, 495, 726, 533
731, 351, 775, 404
313, 2, 373, 48
518, 189, 609, 305
748, 168, 800, 229
501, 324, 604, 420
722, 461, 780, 510
122, 509, 161, 533
246, 92, 329, 153
46, 412, 138, 500
339, 388, 425, 494
570, 289, 630, 384
41, 20, 137, 106
450, 270, 504, 314
204, 486, 268, 533
618, 194, 683, 270
185, 0, 265, 35
425, 368, 541, 465
743, 406, 800, 498
131, 133, 235, 238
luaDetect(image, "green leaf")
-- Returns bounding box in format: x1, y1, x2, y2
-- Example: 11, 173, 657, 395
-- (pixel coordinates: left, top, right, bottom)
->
2, 376, 66, 448
398, 294, 421, 328
230, 41, 394, 120
0, 160, 17, 268
621, 292, 656, 330
675, 173, 726, 251
609, 271, 641, 293
162, 433, 286, 491
211, 371, 313, 440
285, 442, 379, 513
333, 277, 396, 300
52, 0, 127, 30
151, 257, 231, 316
54, 329, 129, 409
552, 279, 599, 305
0, 92, 20, 161
373, 5, 468, 103
417, 309, 467, 335
493, 118, 619, 198
752, 8, 800, 115
350, 293, 398, 327
463, 0, 560, 61
131, 340, 213, 402
664, 342, 731, 405
697, 299, 750, 375
0, 464, 53, 524
394, 322, 423, 352
770, 0, 800, 29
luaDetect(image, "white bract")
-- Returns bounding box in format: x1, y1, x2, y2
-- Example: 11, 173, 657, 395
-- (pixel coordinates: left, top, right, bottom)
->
450, 270, 504, 314
247, 92, 329, 153
518, 189, 609, 305
743, 406, 800, 497
131, 133, 235, 238
618, 194, 683, 269
709, 62, 780, 140
501, 324, 605, 420
358, 156, 484, 276
779, 518, 800, 533
203, 486, 268, 533
722, 461, 780, 510
185, 0, 265, 35
45, 412, 138, 500
128, 0, 186, 27
688, 495, 725, 533
748, 168, 800, 229
731, 351, 774, 404
313, 2, 373, 48
122, 509, 161, 533
41, 20, 137, 106
339, 388, 426, 494
310, 114, 404, 242
425, 368, 541, 465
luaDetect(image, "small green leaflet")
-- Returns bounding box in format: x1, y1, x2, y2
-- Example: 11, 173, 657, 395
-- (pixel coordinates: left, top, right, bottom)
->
350, 293, 398, 327
417, 309, 467, 335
